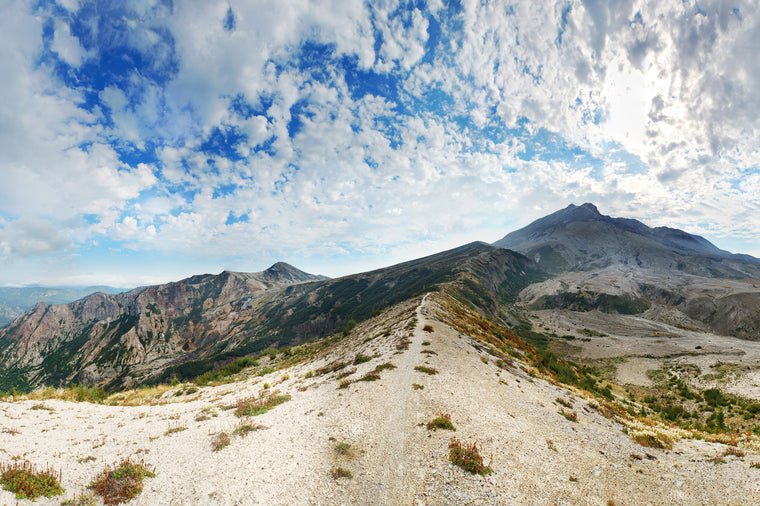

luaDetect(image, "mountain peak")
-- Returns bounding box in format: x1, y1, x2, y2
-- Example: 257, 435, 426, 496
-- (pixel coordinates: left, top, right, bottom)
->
493, 204, 760, 277
262, 262, 327, 283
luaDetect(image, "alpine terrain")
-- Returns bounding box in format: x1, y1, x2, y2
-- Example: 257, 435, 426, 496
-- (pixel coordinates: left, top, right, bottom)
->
1, 204, 760, 505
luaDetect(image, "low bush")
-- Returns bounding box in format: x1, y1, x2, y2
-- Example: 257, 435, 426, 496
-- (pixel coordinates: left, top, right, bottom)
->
414, 366, 438, 375
88, 458, 155, 505
427, 414, 456, 431
448, 438, 493, 475
0, 460, 64, 500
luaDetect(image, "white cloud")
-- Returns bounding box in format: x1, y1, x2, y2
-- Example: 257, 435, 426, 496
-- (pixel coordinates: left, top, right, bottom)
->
51, 20, 91, 67
1, 0, 760, 285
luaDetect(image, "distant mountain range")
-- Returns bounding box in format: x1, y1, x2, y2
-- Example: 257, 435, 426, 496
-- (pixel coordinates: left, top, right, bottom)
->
1, 203, 758, 393
0, 286, 125, 328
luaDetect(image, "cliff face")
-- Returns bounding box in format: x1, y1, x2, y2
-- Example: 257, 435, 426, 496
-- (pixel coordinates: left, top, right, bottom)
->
0, 265, 325, 389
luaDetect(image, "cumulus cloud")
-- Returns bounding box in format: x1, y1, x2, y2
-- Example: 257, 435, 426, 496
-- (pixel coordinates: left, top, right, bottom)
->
0, 0, 759, 284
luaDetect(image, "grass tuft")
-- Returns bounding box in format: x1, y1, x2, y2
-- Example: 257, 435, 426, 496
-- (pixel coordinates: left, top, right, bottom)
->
0, 461, 64, 500
358, 371, 381, 382
427, 414, 456, 431
414, 366, 438, 375
559, 408, 578, 422
374, 363, 397, 372
353, 353, 372, 365
330, 467, 352, 479
211, 432, 231, 451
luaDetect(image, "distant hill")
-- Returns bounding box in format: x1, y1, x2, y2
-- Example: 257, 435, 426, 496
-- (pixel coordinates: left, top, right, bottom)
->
494, 202, 760, 278
0, 286, 125, 328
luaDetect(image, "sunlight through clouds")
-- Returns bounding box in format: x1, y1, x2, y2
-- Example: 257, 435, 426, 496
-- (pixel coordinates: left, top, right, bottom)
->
0, 0, 759, 285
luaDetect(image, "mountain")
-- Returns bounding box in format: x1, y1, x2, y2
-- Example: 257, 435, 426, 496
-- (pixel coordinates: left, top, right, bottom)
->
0, 245, 542, 391
0, 286, 125, 328
0, 264, 327, 391
1, 292, 753, 505
496, 203, 760, 340
494, 202, 760, 278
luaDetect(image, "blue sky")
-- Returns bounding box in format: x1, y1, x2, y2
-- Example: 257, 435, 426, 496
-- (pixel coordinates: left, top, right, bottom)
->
1, 0, 759, 287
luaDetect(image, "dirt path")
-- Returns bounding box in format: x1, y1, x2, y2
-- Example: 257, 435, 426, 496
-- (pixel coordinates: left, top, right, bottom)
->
350, 293, 429, 504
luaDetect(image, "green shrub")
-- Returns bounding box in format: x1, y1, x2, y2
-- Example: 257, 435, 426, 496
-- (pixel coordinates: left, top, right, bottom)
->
88, 458, 155, 505
414, 366, 438, 375
0, 461, 64, 500
374, 363, 397, 372
427, 414, 456, 431
448, 438, 492, 475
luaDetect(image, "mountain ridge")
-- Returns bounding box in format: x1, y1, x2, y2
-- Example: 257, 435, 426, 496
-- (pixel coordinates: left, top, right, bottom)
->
0, 246, 543, 391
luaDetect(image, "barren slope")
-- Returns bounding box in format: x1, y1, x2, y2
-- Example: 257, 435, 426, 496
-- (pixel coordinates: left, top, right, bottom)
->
2, 293, 759, 505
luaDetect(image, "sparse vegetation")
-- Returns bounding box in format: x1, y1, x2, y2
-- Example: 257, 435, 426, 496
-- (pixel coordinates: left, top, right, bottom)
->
336, 368, 356, 380
353, 353, 372, 365
631, 432, 673, 450
211, 432, 231, 451
414, 366, 438, 375
559, 408, 578, 422
330, 467, 352, 479
233, 418, 265, 437
164, 422, 187, 435
0, 460, 64, 500
88, 458, 155, 505
234, 391, 291, 417
412, 383, 424, 390
422, 324, 434, 332
448, 438, 493, 475
334, 442, 354, 459
61, 492, 98, 505
358, 371, 381, 382
374, 362, 397, 372
427, 414, 456, 431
